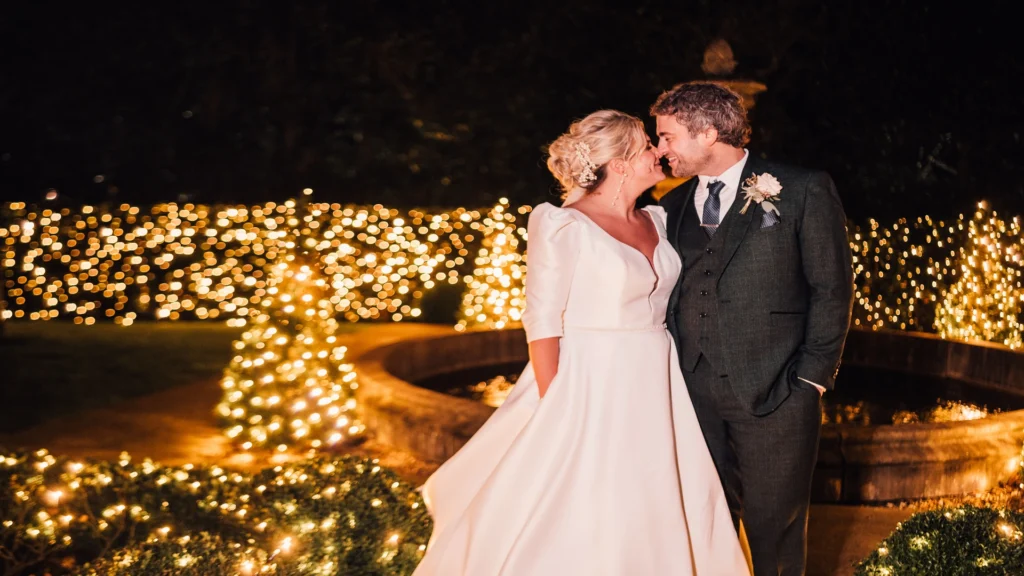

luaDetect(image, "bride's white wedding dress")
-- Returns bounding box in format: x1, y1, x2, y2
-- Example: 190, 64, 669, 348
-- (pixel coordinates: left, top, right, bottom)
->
413, 203, 749, 576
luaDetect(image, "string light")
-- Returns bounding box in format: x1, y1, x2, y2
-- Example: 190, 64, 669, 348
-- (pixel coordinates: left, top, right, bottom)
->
935, 202, 1024, 348
214, 198, 383, 453
849, 213, 961, 332
456, 199, 527, 332
0, 449, 431, 575
5, 198, 1024, 354
1, 201, 480, 325
859, 505, 1024, 573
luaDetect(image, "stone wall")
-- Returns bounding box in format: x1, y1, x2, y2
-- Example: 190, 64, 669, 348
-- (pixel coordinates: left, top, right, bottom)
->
820, 329, 1024, 501
354, 327, 1024, 502
843, 329, 1024, 396
354, 330, 524, 463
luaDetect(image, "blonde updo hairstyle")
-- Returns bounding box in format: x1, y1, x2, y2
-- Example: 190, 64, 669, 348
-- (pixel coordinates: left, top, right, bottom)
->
546, 110, 649, 200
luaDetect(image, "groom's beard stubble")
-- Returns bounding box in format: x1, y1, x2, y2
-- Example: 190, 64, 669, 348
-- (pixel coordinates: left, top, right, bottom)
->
661, 157, 693, 179
666, 150, 712, 179
670, 160, 699, 179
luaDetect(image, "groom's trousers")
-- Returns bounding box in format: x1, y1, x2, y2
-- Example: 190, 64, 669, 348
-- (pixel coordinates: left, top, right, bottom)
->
683, 354, 822, 576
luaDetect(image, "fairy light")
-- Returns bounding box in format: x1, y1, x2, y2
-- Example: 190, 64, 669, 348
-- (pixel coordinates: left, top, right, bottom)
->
935, 202, 1024, 349
456, 199, 527, 332
216, 201, 368, 452
1, 200, 482, 325
861, 505, 1024, 574
849, 213, 962, 332
7, 197, 1022, 352
0, 449, 430, 575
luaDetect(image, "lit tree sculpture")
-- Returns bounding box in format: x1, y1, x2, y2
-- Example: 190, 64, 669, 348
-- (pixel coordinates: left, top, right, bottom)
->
935, 202, 1024, 349
216, 199, 363, 452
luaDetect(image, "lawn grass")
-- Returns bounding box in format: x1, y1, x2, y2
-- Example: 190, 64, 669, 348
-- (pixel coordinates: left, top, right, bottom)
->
0, 321, 361, 433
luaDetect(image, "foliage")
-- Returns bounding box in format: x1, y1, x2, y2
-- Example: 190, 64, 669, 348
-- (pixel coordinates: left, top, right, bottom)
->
855, 506, 1024, 576
850, 202, 1024, 345
216, 203, 365, 451
0, 200, 469, 324
3, 2, 1021, 218
76, 533, 277, 576
848, 214, 962, 332
456, 199, 526, 331
936, 202, 1024, 348
6, 197, 1024, 352
0, 450, 432, 576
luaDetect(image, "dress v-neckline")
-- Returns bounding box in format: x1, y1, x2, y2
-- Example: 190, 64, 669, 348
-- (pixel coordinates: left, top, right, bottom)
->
565, 206, 663, 284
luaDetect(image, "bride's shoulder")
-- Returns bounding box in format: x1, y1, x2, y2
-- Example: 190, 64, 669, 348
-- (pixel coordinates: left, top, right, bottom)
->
642, 204, 669, 227
530, 202, 579, 224
527, 202, 580, 237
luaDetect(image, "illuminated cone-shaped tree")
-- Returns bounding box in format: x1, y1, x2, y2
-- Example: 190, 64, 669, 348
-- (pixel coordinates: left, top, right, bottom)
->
456, 199, 526, 331
216, 201, 363, 452
935, 202, 1023, 349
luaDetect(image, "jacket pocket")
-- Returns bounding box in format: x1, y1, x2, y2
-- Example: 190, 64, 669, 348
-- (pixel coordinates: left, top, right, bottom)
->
754, 222, 783, 235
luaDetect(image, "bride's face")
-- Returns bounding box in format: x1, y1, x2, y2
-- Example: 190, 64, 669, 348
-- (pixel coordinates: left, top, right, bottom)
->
626, 139, 666, 191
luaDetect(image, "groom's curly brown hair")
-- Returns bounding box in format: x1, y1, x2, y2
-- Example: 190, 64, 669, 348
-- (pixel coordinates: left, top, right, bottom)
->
650, 82, 751, 148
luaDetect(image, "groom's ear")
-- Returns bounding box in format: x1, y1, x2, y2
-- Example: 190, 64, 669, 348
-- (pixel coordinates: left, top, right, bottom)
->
697, 127, 719, 147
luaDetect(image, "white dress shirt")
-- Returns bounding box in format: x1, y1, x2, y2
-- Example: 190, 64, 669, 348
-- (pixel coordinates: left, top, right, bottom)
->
694, 149, 825, 395
695, 149, 749, 225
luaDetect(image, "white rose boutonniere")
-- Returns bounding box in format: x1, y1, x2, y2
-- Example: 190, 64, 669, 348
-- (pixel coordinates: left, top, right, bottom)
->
739, 173, 783, 217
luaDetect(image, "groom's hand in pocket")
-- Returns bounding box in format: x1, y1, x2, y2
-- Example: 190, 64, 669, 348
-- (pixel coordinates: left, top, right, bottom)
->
789, 363, 825, 396
799, 378, 826, 396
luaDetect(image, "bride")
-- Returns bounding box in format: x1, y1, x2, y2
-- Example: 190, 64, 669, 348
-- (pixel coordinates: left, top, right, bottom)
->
412, 110, 749, 575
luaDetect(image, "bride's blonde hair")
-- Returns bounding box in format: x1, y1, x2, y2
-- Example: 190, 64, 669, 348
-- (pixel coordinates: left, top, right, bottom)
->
546, 110, 649, 200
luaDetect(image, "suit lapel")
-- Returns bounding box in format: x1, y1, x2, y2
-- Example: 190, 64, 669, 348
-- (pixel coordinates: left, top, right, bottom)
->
670, 176, 699, 249
666, 176, 698, 313
716, 155, 761, 278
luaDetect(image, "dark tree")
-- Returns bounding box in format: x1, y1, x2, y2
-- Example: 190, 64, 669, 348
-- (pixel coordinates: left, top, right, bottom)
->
1, 0, 1020, 220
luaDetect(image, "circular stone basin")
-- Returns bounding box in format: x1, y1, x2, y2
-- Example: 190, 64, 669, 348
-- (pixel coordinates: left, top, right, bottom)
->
354, 328, 1024, 503
419, 364, 1024, 426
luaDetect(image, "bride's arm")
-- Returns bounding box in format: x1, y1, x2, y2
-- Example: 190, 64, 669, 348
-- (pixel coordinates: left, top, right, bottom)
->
521, 204, 580, 399
529, 338, 560, 398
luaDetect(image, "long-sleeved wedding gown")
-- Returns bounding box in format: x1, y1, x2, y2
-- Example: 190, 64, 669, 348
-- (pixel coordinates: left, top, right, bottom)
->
412, 202, 749, 576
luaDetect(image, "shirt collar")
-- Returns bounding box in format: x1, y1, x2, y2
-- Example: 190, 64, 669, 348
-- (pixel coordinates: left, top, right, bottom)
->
697, 149, 750, 190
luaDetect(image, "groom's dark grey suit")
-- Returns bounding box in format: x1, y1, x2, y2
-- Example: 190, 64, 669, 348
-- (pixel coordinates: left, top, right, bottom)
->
660, 153, 853, 576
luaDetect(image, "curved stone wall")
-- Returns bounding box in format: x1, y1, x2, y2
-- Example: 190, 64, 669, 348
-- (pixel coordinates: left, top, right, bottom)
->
353, 327, 1024, 502
354, 330, 525, 464
818, 329, 1024, 502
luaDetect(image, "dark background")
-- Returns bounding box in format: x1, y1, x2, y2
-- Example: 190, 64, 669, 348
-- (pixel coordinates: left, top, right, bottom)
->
1, 0, 1020, 220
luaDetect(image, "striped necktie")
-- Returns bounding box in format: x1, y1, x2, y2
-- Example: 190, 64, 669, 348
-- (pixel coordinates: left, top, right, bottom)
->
702, 180, 725, 238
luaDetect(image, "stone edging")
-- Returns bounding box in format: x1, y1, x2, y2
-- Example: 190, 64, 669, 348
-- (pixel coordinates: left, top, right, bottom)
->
353, 330, 522, 464
818, 329, 1024, 501
353, 327, 1024, 502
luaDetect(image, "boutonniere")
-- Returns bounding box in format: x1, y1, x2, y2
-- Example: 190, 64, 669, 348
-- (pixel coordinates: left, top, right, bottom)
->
739, 173, 782, 216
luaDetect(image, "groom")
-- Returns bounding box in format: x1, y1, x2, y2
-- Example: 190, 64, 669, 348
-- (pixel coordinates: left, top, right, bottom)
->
653, 82, 853, 576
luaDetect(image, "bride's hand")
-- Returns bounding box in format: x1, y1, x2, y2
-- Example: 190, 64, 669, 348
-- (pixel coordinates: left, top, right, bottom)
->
528, 337, 561, 399
536, 372, 557, 399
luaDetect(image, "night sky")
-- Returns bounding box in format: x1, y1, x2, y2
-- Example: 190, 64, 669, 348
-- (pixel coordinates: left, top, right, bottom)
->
1, 0, 1021, 219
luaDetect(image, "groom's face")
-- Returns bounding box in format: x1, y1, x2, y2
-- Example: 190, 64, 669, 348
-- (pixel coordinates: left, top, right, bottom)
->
655, 115, 712, 177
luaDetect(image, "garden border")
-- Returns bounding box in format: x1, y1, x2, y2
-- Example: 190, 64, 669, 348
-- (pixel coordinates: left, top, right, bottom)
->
354, 328, 1024, 502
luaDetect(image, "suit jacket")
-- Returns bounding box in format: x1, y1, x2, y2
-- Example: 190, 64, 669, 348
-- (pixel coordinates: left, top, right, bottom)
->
660, 154, 854, 415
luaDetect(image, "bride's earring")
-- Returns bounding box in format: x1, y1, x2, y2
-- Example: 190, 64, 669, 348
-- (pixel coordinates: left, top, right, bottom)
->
613, 173, 626, 207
